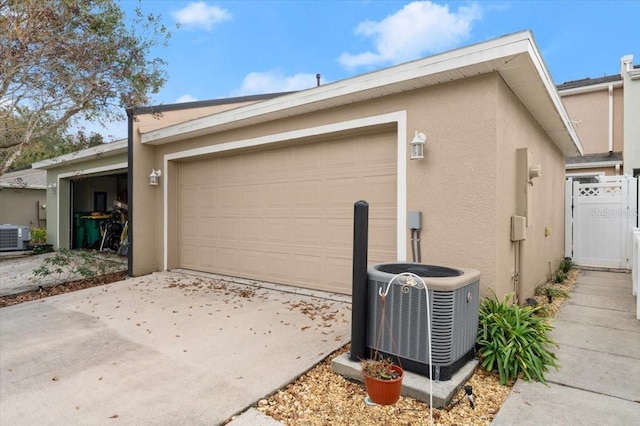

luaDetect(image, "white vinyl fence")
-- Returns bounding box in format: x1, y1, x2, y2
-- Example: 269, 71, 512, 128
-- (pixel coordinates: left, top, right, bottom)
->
632, 228, 640, 320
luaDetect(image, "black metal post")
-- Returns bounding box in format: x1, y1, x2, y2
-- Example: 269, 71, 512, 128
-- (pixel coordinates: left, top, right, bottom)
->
350, 200, 369, 361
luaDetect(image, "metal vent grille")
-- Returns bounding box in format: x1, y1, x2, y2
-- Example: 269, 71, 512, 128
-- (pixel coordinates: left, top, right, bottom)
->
367, 279, 479, 367
0, 225, 30, 251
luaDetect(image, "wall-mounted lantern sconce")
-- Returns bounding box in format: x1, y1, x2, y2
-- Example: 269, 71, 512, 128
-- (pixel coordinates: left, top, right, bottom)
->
149, 169, 161, 186
410, 131, 427, 160
47, 183, 57, 193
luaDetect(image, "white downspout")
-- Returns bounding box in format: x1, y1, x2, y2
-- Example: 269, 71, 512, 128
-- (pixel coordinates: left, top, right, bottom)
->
608, 84, 614, 153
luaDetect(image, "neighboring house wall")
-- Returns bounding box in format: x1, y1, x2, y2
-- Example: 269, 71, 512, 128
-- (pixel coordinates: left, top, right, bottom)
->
560, 86, 624, 154
0, 168, 47, 228
622, 55, 640, 175
0, 187, 45, 227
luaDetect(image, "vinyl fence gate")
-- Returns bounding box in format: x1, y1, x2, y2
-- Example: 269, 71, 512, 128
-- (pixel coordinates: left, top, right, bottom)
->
565, 176, 638, 268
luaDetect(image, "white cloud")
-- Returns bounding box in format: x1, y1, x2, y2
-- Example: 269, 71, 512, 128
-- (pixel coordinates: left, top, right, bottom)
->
232, 71, 323, 96
339, 1, 481, 69
172, 2, 231, 31
175, 94, 198, 103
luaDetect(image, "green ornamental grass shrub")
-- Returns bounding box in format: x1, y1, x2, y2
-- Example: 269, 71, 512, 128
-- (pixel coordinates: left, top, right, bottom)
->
476, 290, 559, 385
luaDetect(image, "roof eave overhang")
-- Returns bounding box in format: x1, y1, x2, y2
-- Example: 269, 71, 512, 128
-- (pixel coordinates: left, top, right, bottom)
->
33, 139, 128, 170
566, 161, 623, 169
141, 31, 583, 157
558, 80, 623, 96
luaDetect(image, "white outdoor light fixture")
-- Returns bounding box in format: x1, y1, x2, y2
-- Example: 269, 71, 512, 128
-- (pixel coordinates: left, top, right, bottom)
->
149, 169, 161, 186
47, 182, 57, 193
410, 130, 427, 160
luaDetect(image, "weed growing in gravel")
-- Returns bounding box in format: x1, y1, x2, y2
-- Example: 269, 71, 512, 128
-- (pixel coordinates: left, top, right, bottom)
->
32, 248, 123, 285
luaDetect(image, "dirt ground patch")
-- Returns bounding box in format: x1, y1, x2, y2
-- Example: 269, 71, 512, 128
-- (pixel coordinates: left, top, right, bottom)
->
0, 271, 128, 308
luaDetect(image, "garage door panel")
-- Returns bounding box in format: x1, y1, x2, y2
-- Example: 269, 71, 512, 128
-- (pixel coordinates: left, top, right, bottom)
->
265, 218, 289, 243
200, 217, 218, 239
198, 246, 218, 269
241, 217, 263, 242
240, 249, 263, 276
295, 143, 325, 171
263, 251, 290, 281
326, 177, 358, 205
242, 184, 264, 208
294, 180, 324, 208
181, 187, 200, 212
266, 149, 293, 175
327, 139, 358, 169
200, 187, 218, 209
292, 254, 324, 283
181, 217, 199, 240
217, 247, 240, 273
293, 218, 323, 247
219, 217, 239, 241
326, 218, 351, 248
266, 183, 290, 208
178, 131, 396, 294
218, 156, 242, 183
218, 186, 241, 209
182, 163, 202, 185
242, 152, 266, 177
326, 257, 352, 292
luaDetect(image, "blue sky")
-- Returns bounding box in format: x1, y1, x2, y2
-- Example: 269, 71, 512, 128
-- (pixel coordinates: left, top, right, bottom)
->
97, 0, 640, 140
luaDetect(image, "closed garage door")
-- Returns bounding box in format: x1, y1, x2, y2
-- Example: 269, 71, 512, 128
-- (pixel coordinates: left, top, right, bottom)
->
178, 130, 396, 294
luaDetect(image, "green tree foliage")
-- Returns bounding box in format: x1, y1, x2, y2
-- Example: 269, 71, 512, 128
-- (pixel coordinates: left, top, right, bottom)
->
2, 111, 105, 170
0, 0, 170, 175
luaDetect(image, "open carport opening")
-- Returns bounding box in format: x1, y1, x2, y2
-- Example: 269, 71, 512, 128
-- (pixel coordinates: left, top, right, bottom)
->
70, 172, 128, 253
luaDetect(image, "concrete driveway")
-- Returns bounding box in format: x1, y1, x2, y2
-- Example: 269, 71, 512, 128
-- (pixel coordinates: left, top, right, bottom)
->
0, 271, 352, 425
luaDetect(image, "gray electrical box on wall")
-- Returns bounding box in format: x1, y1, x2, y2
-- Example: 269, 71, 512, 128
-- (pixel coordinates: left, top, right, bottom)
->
408, 211, 422, 230
511, 215, 526, 241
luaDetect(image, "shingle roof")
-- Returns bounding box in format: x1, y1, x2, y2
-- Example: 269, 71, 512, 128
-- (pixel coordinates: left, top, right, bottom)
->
556, 74, 622, 91
0, 168, 47, 189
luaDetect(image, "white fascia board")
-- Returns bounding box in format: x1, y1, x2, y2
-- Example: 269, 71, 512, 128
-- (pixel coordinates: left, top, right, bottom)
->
558, 80, 623, 96
142, 31, 536, 145
0, 183, 47, 190
566, 161, 622, 169
33, 139, 128, 170
524, 40, 583, 156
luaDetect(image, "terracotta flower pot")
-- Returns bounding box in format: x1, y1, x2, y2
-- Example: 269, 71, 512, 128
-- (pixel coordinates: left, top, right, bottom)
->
363, 364, 404, 405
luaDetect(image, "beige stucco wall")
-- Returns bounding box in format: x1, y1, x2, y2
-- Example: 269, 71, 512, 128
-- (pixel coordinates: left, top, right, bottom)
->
132, 73, 569, 301
561, 86, 624, 154
497, 78, 566, 301
0, 188, 45, 228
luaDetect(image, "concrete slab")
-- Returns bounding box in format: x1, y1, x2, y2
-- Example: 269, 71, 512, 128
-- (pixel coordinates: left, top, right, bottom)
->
227, 408, 284, 425
551, 320, 640, 358
545, 344, 640, 401
492, 380, 640, 426
571, 281, 632, 297
0, 272, 351, 425
562, 292, 637, 312
331, 352, 478, 408
557, 303, 640, 332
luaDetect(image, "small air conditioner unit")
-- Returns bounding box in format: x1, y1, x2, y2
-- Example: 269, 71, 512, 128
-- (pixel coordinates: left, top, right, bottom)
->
367, 263, 480, 381
0, 224, 31, 251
